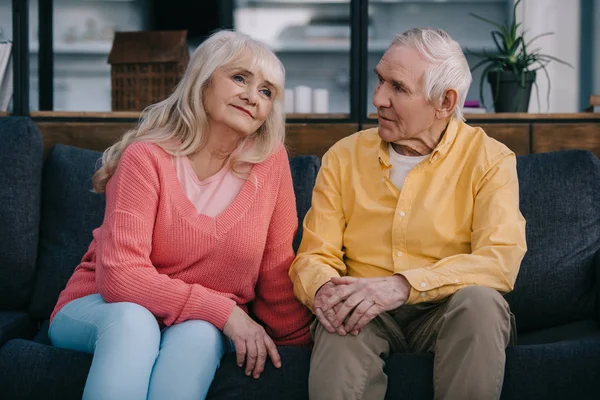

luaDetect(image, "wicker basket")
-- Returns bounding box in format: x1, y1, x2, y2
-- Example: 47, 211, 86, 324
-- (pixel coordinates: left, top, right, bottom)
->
108, 31, 190, 111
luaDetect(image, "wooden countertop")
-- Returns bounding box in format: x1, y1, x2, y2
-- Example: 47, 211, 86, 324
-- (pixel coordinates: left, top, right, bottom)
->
30, 111, 351, 120
25, 111, 600, 121
370, 113, 600, 121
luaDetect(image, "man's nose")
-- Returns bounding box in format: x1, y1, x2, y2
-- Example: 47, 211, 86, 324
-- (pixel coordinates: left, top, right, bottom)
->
373, 85, 390, 109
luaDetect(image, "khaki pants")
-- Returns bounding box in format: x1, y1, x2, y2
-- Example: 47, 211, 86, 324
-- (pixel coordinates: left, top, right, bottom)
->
309, 286, 517, 400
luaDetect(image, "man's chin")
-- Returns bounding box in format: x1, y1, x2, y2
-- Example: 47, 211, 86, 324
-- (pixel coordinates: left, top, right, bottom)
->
377, 126, 394, 142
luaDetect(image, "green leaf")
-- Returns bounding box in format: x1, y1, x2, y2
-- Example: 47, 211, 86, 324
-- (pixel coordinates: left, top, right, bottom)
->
536, 54, 573, 67
491, 31, 507, 53
526, 32, 554, 47
479, 64, 498, 108
469, 12, 508, 37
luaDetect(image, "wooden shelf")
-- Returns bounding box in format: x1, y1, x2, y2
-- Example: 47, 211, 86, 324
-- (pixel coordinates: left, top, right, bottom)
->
368, 112, 600, 121
20, 111, 600, 160
31, 111, 142, 119
30, 111, 352, 121
28, 111, 600, 121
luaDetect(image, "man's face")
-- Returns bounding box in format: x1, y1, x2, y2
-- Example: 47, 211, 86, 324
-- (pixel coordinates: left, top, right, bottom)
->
373, 45, 438, 143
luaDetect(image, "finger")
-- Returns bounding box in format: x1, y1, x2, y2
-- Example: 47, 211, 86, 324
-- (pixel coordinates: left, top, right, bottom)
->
353, 306, 380, 332
344, 299, 373, 332
245, 340, 258, 376
315, 308, 336, 333
324, 284, 356, 310
323, 307, 346, 335
234, 339, 246, 368
253, 340, 268, 379
264, 335, 282, 369
330, 276, 359, 285
334, 292, 365, 326
333, 302, 343, 314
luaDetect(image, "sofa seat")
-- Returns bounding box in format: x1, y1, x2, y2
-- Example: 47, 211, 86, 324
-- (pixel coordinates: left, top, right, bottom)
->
2, 337, 600, 400
0, 311, 36, 347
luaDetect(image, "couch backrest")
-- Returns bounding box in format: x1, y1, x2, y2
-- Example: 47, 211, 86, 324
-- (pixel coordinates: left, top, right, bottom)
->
28, 144, 320, 321
0, 117, 43, 310
506, 150, 600, 332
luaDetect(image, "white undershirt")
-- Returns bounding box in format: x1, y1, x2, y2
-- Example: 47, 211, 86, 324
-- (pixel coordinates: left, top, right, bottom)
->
388, 143, 428, 190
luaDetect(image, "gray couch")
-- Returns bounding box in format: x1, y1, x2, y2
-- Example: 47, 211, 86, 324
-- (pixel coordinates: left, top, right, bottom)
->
1, 116, 600, 399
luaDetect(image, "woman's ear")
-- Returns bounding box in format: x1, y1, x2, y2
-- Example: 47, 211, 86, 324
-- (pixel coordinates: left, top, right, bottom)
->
436, 88, 458, 119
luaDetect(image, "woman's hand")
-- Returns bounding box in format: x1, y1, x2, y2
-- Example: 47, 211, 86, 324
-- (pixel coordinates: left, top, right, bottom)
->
223, 306, 281, 379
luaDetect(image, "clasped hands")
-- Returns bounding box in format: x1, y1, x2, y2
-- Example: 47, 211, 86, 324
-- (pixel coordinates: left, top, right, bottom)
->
314, 275, 412, 336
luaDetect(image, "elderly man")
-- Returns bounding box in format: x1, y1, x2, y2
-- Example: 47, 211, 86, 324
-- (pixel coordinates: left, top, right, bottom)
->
290, 27, 527, 400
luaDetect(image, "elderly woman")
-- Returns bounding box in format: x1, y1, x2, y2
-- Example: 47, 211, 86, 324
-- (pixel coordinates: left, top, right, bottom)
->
49, 30, 312, 400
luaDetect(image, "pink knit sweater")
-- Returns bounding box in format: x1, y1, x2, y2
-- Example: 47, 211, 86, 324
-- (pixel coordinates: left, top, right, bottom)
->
51, 141, 312, 346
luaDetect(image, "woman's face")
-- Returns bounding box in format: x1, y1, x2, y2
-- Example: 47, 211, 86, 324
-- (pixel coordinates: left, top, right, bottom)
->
203, 59, 276, 138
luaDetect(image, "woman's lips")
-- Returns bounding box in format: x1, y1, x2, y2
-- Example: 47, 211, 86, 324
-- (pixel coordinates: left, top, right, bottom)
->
232, 105, 253, 118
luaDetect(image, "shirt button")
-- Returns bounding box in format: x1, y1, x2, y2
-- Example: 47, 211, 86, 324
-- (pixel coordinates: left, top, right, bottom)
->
420, 282, 427, 288
399, 211, 405, 216
397, 251, 403, 257
382, 178, 385, 182
420, 292, 426, 298
455, 279, 460, 283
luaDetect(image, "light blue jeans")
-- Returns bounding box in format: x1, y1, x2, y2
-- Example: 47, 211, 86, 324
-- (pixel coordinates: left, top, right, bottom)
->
49, 294, 233, 400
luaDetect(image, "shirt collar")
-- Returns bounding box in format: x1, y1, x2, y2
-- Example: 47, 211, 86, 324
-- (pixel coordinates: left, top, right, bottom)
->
377, 118, 460, 168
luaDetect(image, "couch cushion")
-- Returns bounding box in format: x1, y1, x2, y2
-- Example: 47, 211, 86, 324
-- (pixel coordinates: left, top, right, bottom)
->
0, 117, 43, 310
289, 156, 320, 252
508, 150, 600, 332
2, 339, 600, 400
28, 145, 106, 321
0, 339, 90, 400
0, 311, 36, 346
28, 145, 320, 320
517, 319, 600, 346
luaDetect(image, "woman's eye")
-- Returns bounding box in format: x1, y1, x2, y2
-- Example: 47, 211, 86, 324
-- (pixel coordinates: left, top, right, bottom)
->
233, 75, 245, 83
260, 88, 272, 98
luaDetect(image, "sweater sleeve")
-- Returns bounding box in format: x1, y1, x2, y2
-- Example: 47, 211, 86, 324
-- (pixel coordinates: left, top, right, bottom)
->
251, 148, 313, 346
95, 143, 236, 329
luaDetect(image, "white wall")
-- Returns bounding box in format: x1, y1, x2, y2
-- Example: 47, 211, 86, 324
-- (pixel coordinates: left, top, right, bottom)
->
517, 0, 581, 112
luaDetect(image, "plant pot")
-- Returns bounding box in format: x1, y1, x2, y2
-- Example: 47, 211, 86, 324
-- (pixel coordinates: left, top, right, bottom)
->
487, 70, 536, 113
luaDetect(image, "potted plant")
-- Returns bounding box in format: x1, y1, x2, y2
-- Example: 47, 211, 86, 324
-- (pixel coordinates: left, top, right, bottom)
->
468, 0, 571, 113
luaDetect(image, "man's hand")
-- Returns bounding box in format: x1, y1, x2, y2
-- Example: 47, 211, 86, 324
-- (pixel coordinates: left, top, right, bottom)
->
314, 281, 350, 335
223, 306, 281, 379
325, 275, 412, 334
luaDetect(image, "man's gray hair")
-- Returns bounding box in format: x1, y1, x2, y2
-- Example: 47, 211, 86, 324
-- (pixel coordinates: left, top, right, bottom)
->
391, 28, 472, 121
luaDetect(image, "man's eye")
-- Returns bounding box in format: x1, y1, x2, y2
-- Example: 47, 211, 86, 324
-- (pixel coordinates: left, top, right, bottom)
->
377, 76, 384, 84
393, 84, 404, 92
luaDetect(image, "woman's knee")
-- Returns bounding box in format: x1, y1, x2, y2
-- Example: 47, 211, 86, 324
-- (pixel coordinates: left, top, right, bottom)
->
100, 302, 160, 346
162, 320, 225, 355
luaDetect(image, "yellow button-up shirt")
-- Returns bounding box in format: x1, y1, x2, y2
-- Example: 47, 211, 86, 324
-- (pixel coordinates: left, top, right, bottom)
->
290, 119, 527, 310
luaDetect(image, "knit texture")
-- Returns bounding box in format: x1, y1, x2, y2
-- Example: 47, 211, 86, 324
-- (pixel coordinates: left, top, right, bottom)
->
51, 142, 312, 346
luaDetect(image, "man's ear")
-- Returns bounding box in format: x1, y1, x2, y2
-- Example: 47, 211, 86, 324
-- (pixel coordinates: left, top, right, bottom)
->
436, 88, 458, 119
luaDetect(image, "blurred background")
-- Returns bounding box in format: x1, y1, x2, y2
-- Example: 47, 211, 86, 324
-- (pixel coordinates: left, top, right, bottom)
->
0, 0, 597, 115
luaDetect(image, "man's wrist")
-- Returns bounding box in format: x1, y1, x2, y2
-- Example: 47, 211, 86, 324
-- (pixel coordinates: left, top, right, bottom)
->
315, 280, 333, 296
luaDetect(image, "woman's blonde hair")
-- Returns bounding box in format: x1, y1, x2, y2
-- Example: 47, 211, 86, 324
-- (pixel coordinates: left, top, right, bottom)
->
92, 30, 286, 193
